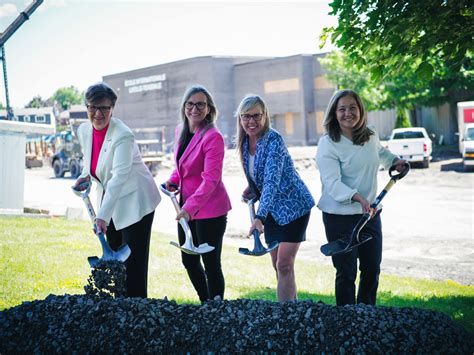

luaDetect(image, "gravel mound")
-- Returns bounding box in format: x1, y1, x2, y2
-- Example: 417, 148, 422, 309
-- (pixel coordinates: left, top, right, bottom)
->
84, 260, 127, 299
1, 295, 473, 353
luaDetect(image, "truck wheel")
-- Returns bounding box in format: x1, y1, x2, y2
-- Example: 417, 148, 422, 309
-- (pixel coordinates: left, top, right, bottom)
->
69, 160, 81, 178
53, 160, 65, 178
149, 162, 159, 177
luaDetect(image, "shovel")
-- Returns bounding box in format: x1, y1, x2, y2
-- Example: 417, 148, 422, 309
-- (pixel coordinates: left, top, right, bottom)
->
72, 181, 131, 267
320, 162, 410, 257
239, 196, 279, 256
159, 183, 214, 255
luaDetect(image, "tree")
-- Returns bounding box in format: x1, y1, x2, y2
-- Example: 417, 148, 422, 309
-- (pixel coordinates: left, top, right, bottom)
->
25, 95, 52, 108
395, 108, 412, 129
320, 0, 474, 104
49, 86, 83, 111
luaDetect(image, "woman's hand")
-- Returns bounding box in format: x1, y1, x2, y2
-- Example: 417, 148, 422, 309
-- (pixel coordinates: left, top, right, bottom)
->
73, 175, 91, 191
176, 209, 190, 222
393, 158, 408, 172
242, 186, 256, 200
249, 218, 264, 236
352, 193, 374, 216
95, 218, 107, 234
165, 181, 178, 192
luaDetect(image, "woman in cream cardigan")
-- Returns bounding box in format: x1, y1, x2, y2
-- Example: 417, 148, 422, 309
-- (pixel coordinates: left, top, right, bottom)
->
73, 82, 160, 298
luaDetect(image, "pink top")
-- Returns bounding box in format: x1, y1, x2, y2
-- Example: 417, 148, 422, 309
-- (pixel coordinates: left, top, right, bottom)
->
168, 125, 231, 220
91, 125, 108, 180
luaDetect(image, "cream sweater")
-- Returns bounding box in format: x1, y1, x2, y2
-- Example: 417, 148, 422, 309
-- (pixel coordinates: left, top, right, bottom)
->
316, 131, 397, 215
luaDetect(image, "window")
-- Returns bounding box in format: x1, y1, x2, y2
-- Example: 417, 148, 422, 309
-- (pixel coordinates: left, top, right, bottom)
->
393, 131, 425, 139
285, 113, 294, 135
264, 78, 299, 93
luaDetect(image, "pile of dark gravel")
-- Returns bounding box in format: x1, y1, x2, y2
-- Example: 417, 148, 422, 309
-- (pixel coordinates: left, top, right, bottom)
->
1, 295, 473, 353
84, 260, 127, 299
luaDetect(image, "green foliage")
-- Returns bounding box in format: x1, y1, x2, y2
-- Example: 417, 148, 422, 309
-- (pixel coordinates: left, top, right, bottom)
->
25, 95, 52, 108
0, 101, 4, 109
395, 107, 412, 129
49, 86, 83, 111
1, 216, 473, 335
321, 0, 474, 105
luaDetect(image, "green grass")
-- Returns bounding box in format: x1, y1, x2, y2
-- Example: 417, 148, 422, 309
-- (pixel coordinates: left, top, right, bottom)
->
1, 216, 473, 335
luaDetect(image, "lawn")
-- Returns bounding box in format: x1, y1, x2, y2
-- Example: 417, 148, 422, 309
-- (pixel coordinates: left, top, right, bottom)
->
1, 216, 473, 335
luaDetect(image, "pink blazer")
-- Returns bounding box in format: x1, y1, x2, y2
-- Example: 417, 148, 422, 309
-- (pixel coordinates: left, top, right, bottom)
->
168, 125, 231, 220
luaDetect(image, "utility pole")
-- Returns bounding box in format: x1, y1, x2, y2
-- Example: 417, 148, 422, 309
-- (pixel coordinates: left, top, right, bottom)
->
0, 0, 43, 119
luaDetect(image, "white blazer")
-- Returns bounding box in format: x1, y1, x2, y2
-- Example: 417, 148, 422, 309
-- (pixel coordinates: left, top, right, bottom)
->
78, 117, 160, 230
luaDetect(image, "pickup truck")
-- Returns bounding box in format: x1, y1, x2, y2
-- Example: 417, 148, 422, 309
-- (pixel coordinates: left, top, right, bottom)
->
386, 127, 432, 168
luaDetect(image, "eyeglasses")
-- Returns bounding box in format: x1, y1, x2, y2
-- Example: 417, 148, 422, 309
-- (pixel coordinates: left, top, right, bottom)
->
240, 113, 263, 121
185, 101, 207, 111
86, 105, 113, 114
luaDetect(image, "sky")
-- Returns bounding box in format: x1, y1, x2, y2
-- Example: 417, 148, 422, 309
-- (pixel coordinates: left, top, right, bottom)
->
0, 0, 336, 108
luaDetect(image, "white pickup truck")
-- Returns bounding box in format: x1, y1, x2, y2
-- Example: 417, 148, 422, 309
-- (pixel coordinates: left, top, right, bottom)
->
386, 127, 432, 168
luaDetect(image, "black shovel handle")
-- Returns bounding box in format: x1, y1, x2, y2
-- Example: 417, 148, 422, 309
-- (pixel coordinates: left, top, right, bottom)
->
389, 162, 410, 181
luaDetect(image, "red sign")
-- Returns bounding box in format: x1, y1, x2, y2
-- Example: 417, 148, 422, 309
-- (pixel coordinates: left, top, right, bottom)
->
464, 108, 474, 123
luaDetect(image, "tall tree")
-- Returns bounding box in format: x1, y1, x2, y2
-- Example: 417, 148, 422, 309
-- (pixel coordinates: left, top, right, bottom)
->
49, 86, 83, 111
320, 0, 474, 104
25, 95, 52, 108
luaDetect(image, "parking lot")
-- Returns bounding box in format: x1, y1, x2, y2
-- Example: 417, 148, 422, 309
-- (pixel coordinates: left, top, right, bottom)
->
21, 147, 473, 285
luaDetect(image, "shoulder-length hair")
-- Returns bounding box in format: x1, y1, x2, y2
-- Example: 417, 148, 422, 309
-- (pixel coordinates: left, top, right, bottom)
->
323, 89, 373, 145
178, 85, 217, 144
235, 94, 271, 165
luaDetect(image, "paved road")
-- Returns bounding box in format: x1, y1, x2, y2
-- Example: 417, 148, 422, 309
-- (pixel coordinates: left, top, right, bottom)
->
21, 147, 474, 285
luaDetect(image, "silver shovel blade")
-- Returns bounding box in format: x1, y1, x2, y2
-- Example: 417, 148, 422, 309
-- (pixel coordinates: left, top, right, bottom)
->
88, 243, 131, 267
170, 241, 215, 255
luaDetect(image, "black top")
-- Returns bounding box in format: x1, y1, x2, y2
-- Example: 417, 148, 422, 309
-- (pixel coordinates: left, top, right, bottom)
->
177, 132, 194, 161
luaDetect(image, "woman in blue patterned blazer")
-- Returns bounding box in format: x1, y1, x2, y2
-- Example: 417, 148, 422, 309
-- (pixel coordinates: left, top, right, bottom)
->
235, 94, 315, 302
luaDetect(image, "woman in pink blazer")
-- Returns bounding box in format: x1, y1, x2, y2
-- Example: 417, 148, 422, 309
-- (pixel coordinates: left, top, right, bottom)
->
165, 85, 231, 302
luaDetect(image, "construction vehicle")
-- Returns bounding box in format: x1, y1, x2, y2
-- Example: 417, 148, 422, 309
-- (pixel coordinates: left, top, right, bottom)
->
51, 119, 86, 178
133, 126, 166, 177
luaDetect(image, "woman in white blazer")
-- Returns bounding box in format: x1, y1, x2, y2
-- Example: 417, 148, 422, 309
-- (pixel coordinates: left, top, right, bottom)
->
73, 82, 160, 297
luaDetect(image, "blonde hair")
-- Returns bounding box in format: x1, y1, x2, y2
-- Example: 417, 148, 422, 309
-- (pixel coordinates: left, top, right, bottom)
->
235, 94, 271, 164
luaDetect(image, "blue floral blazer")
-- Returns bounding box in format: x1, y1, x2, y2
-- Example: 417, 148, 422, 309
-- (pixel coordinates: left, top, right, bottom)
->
243, 128, 315, 225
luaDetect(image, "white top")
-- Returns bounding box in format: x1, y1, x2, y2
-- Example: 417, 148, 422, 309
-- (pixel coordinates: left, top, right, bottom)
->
316, 130, 397, 215
249, 153, 256, 183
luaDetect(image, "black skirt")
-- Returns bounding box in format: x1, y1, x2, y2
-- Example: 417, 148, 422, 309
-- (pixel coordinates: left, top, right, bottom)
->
263, 211, 311, 244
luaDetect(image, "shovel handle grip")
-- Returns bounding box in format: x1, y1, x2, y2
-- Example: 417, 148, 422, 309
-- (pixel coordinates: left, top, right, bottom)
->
389, 162, 410, 180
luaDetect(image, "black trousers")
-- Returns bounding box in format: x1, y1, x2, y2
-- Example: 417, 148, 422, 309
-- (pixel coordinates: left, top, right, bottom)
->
322, 211, 383, 306
106, 211, 155, 298
178, 214, 227, 302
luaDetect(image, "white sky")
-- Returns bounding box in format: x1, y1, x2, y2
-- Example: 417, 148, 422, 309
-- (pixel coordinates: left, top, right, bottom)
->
0, 0, 336, 107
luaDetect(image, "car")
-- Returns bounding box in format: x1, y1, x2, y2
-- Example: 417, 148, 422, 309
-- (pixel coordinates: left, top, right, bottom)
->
386, 127, 432, 168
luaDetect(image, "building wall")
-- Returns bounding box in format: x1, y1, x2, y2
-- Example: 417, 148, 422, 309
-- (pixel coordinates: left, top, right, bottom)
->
417, 103, 456, 145
104, 56, 261, 148
101, 54, 457, 148
234, 55, 316, 146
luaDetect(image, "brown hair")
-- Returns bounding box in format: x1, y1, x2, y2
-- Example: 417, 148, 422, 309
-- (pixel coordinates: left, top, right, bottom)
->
178, 85, 217, 144
323, 89, 373, 145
